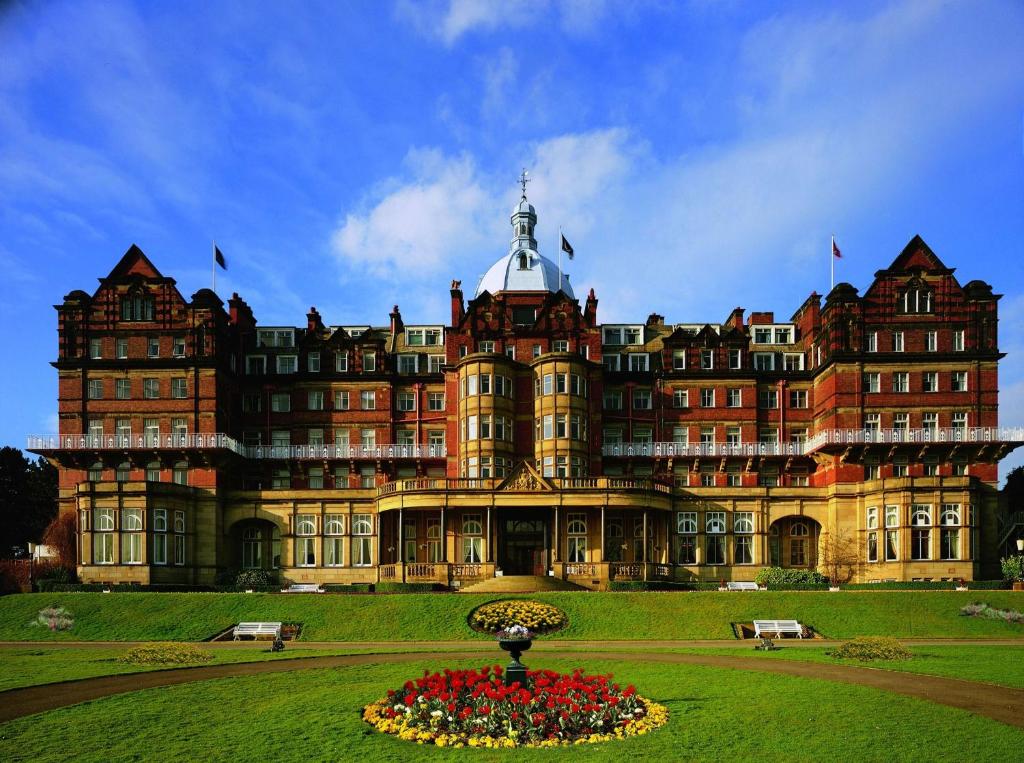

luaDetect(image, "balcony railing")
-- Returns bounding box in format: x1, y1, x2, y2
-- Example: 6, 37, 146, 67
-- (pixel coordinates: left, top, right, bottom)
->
243, 444, 447, 460
27, 433, 246, 455
803, 427, 1024, 452
602, 441, 804, 458
377, 476, 672, 497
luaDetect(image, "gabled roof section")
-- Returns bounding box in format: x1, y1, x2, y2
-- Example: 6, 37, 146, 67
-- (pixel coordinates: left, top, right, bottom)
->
103, 244, 168, 283
498, 460, 554, 492
878, 235, 953, 277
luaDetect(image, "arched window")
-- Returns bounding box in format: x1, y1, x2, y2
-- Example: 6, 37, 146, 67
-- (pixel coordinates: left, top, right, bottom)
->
789, 521, 809, 537
900, 285, 933, 314
121, 289, 154, 321
518, 253, 529, 270
567, 514, 587, 535
242, 526, 263, 569
912, 505, 932, 526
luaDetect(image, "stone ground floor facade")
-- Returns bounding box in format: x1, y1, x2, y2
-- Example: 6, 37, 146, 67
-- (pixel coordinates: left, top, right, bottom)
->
70, 463, 999, 589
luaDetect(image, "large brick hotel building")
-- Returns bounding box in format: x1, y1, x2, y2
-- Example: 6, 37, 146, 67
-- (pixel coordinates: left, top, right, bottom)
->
31, 193, 1022, 588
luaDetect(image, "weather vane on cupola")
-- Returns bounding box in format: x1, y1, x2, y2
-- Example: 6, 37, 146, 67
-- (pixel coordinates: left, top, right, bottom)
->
518, 168, 531, 198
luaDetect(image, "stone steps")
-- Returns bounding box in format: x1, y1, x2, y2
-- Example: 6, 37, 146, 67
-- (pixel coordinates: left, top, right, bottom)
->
457, 575, 588, 594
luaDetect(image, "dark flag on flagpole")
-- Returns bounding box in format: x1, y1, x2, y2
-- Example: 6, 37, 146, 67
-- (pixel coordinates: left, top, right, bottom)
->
215, 245, 227, 270
560, 233, 574, 260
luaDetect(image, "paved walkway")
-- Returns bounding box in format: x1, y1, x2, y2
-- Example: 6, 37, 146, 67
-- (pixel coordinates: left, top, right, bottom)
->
1, 645, 1023, 727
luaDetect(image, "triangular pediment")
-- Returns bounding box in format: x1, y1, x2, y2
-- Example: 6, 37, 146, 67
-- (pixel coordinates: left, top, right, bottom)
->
105, 244, 165, 282
498, 461, 554, 492
884, 235, 950, 275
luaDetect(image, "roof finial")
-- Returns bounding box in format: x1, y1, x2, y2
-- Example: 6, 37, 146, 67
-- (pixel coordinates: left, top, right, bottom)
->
518, 167, 530, 198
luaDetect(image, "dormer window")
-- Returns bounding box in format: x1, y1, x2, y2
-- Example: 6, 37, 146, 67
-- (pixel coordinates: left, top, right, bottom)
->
900, 284, 933, 313
120, 289, 154, 321
518, 253, 529, 270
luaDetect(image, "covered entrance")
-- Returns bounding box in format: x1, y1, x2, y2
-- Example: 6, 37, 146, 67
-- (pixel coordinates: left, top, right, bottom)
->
498, 510, 550, 575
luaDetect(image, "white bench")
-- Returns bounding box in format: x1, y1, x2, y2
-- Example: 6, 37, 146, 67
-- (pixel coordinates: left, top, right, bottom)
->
233, 622, 282, 640
753, 619, 804, 639
281, 584, 324, 594
726, 582, 761, 591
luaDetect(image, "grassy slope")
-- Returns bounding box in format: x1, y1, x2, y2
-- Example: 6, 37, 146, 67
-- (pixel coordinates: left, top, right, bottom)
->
683, 644, 1024, 689
1, 657, 1021, 762
2, 591, 1023, 642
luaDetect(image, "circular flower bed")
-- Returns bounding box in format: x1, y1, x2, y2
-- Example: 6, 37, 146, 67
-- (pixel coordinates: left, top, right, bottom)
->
469, 599, 567, 635
363, 665, 667, 748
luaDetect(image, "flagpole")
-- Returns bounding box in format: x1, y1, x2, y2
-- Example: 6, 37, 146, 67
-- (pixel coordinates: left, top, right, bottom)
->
557, 225, 563, 294
830, 234, 835, 291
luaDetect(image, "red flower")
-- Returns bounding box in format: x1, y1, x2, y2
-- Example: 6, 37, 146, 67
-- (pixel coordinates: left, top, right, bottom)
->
403, 692, 417, 707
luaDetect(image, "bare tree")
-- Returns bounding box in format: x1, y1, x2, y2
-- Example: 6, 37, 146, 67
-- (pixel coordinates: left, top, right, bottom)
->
819, 529, 862, 585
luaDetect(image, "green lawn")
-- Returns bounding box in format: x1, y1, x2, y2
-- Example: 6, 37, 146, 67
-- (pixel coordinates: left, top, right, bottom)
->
1, 657, 1021, 762
2, 591, 1023, 642
682, 644, 1024, 689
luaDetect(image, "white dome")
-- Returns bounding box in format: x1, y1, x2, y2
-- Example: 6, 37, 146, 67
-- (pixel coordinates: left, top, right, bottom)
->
476, 249, 574, 298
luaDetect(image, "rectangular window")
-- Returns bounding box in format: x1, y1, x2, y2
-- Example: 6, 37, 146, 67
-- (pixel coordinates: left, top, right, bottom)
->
308, 352, 320, 372
866, 506, 879, 530
866, 332, 877, 352
116, 338, 128, 359
271, 393, 291, 412
114, 378, 130, 400
788, 390, 807, 408
926, 331, 937, 352
758, 389, 778, 409
428, 355, 444, 373
726, 388, 742, 407
143, 378, 159, 399
705, 536, 726, 565
246, 356, 266, 375
174, 534, 185, 565
603, 390, 622, 410
172, 336, 186, 357
672, 350, 686, 370
867, 531, 878, 562
922, 372, 938, 393
951, 371, 968, 392
892, 332, 904, 352
892, 372, 909, 393
953, 330, 965, 351
735, 536, 753, 565
305, 390, 323, 410
398, 355, 418, 374
676, 512, 697, 534
632, 389, 652, 410
940, 528, 960, 560
672, 388, 689, 408
753, 353, 774, 371
700, 388, 714, 407
397, 391, 416, 411
729, 349, 742, 369
628, 353, 649, 372
336, 352, 348, 372
170, 378, 187, 398
952, 412, 968, 432
864, 372, 880, 393
700, 350, 714, 369
147, 337, 160, 358
362, 352, 376, 372
677, 535, 696, 565
277, 355, 297, 374
87, 379, 104, 400
360, 390, 375, 410
427, 391, 445, 411
333, 390, 350, 410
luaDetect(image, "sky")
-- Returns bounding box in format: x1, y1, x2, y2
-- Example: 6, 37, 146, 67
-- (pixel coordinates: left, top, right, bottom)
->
1, 0, 1023, 475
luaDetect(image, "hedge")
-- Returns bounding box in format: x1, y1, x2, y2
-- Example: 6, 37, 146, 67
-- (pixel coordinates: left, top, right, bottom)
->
844, 580, 1008, 591
374, 582, 444, 594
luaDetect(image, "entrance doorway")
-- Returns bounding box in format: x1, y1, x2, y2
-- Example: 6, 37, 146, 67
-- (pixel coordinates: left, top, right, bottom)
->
498, 510, 549, 575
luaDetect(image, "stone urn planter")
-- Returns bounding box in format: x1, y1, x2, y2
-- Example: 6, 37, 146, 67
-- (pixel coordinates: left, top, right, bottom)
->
1013, 581, 1024, 592
496, 626, 534, 687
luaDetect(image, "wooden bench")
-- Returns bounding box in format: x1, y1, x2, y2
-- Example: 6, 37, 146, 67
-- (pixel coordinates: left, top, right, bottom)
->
726, 581, 761, 591
281, 584, 324, 594
233, 622, 282, 640
753, 619, 804, 639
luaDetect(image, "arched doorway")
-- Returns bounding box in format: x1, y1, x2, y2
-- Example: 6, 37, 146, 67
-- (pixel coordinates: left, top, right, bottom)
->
768, 517, 821, 569
230, 519, 281, 571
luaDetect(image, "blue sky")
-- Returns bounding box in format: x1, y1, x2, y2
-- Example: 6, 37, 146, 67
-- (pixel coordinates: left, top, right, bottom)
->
1, 0, 1023, 475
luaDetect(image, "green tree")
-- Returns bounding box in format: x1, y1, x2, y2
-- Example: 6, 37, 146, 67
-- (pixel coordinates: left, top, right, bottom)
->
0, 447, 58, 557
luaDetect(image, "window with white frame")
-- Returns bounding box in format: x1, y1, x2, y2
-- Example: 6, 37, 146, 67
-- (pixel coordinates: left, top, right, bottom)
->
360, 390, 375, 410
700, 388, 714, 407
567, 513, 587, 562
676, 512, 697, 534
866, 506, 879, 530
864, 372, 880, 393
142, 379, 159, 398
246, 356, 266, 375
923, 372, 938, 393
953, 329, 965, 351
753, 353, 774, 371
397, 391, 416, 411
277, 355, 298, 374
892, 332, 904, 352
788, 389, 808, 408
427, 392, 445, 411
336, 352, 348, 372
352, 514, 372, 566
911, 504, 931, 560
271, 393, 291, 412
729, 349, 742, 369
758, 389, 778, 409
951, 371, 968, 392
116, 338, 128, 358
632, 388, 652, 409
700, 350, 714, 369
926, 331, 937, 352
362, 351, 376, 372
892, 372, 909, 393
784, 353, 804, 371
866, 332, 877, 352
428, 355, 444, 373
462, 514, 483, 563
628, 353, 649, 372
706, 512, 726, 534
398, 354, 418, 374
257, 329, 294, 348
673, 388, 688, 408
726, 388, 741, 407
307, 390, 324, 410
174, 511, 186, 565
295, 515, 317, 566
672, 350, 686, 370
334, 390, 349, 410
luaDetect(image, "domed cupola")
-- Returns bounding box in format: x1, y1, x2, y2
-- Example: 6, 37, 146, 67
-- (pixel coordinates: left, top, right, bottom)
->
474, 170, 574, 298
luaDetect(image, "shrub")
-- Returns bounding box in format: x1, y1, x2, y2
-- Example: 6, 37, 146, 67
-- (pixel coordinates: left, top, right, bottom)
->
831, 637, 912, 661
34, 605, 74, 631
374, 582, 439, 593
1001, 556, 1024, 583
469, 600, 568, 634
119, 642, 214, 666
235, 569, 275, 588
960, 602, 1024, 624
754, 567, 829, 587
323, 583, 372, 593
608, 581, 699, 591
